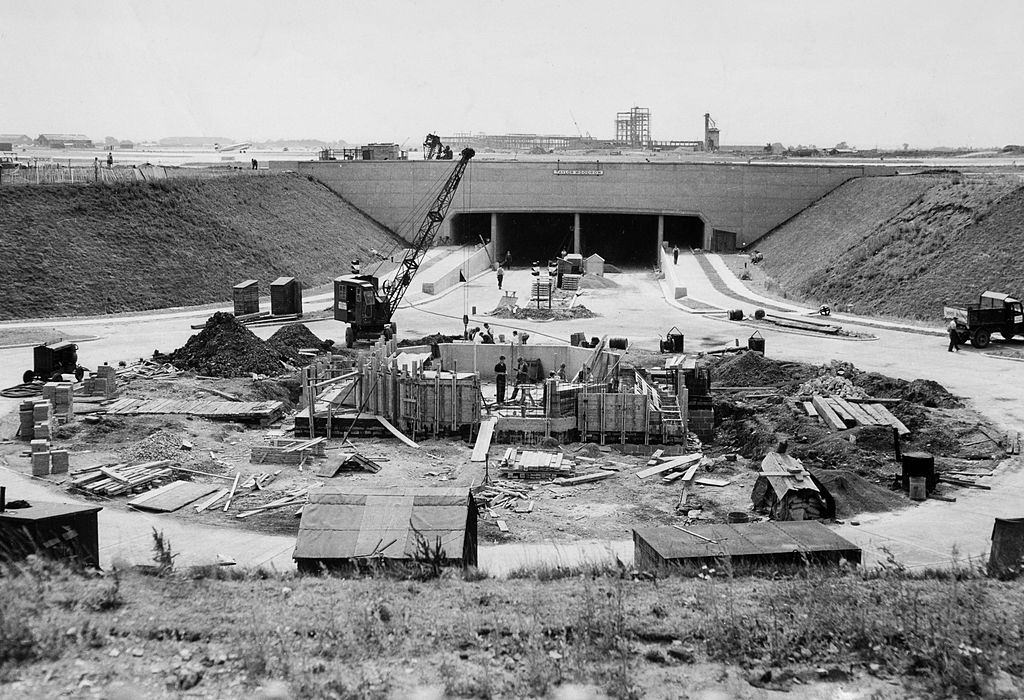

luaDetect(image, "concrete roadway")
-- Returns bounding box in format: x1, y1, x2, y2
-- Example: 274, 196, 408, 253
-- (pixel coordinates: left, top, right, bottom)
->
0, 252, 1020, 572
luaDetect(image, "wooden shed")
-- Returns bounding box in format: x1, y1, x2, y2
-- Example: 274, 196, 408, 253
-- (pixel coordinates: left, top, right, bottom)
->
584, 253, 605, 276
232, 279, 259, 316
270, 276, 302, 316
293, 486, 477, 574
0, 501, 102, 567
751, 452, 830, 521
634, 521, 861, 573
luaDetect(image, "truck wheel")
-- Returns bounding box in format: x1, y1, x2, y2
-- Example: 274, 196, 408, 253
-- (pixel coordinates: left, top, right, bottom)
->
345, 326, 355, 348
22, 369, 35, 384
972, 328, 991, 348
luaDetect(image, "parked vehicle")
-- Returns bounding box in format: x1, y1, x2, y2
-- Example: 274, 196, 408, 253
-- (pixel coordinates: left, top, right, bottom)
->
943, 291, 1024, 348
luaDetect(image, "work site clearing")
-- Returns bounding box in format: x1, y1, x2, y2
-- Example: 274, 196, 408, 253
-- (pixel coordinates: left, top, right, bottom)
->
2, 160, 1024, 700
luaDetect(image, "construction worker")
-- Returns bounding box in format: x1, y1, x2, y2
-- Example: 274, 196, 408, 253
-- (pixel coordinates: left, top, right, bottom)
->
482, 323, 495, 344
509, 358, 529, 401
494, 355, 507, 403
504, 249, 512, 267
572, 365, 592, 383
673, 244, 680, 265
556, 363, 567, 381
496, 265, 504, 290
947, 317, 961, 352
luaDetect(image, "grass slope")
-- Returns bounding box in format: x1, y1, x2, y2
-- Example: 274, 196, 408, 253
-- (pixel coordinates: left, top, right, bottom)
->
757, 174, 1024, 320
1, 561, 1022, 698
1, 174, 403, 319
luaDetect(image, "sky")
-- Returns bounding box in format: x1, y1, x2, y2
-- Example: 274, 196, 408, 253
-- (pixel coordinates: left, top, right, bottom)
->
2, 0, 1021, 149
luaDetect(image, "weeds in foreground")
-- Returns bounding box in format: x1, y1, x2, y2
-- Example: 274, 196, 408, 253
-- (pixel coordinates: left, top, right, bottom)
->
150, 528, 177, 576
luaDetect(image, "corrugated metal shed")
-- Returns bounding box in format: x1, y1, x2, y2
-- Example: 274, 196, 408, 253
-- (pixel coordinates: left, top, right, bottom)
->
633, 521, 860, 573
294, 487, 476, 571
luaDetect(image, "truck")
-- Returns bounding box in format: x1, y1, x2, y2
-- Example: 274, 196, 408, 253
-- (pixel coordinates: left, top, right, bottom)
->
943, 291, 1024, 348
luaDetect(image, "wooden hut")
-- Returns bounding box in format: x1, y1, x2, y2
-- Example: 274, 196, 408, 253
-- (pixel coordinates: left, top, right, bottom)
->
751, 452, 829, 521
293, 486, 477, 574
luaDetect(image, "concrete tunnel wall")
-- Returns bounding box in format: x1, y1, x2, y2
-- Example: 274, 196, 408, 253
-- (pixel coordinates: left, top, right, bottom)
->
279, 160, 893, 251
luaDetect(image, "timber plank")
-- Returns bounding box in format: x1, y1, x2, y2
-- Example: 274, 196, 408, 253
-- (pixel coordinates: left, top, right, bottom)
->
811, 396, 847, 431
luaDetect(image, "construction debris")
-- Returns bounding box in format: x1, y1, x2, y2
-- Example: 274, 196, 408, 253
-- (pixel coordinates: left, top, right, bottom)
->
317, 453, 382, 477
251, 438, 327, 465
751, 452, 831, 521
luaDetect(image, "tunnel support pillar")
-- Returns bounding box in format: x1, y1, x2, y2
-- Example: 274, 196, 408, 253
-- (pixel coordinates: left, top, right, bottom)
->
573, 213, 581, 254
656, 215, 665, 269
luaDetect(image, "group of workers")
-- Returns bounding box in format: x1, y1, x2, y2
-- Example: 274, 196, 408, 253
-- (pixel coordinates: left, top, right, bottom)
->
492, 354, 592, 405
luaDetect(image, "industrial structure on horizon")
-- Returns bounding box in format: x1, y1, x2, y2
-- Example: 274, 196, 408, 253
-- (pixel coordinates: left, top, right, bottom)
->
443, 107, 721, 154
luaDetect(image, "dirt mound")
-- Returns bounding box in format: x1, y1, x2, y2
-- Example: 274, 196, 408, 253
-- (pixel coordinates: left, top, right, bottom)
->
120, 428, 220, 471
267, 323, 333, 365
853, 372, 961, 408
813, 468, 905, 517
166, 312, 285, 377
575, 442, 604, 458
709, 351, 817, 387
0, 173, 402, 319
398, 333, 460, 347
490, 305, 598, 321
578, 275, 619, 289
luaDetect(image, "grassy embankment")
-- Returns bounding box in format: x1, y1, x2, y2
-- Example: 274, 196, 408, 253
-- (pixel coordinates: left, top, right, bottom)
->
756, 173, 1024, 321
0, 174, 403, 319
1, 551, 1022, 698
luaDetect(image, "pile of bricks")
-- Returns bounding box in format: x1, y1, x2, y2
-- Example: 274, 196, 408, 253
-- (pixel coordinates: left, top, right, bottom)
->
83, 364, 118, 398
30, 439, 68, 477
20, 399, 56, 441
41, 382, 74, 420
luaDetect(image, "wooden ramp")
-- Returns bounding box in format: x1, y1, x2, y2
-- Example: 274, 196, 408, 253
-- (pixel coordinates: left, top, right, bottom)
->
471, 418, 497, 462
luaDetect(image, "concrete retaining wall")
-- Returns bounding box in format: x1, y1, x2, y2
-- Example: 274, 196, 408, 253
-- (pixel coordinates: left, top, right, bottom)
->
438, 342, 612, 380
420, 244, 494, 295
278, 160, 893, 248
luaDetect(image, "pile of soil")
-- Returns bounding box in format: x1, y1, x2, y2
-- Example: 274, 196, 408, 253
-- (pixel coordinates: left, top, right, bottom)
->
398, 333, 460, 347
853, 372, 962, 408
267, 323, 333, 366
490, 305, 598, 321
578, 275, 620, 289
710, 351, 817, 387
165, 312, 284, 378
119, 428, 219, 470
813, 468, 905, 517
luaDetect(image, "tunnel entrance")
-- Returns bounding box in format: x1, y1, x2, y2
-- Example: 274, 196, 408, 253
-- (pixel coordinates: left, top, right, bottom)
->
449, 213, 491, 246
579, 214, 659, 266
495, 213, 574, 268
663, 215, 705, 250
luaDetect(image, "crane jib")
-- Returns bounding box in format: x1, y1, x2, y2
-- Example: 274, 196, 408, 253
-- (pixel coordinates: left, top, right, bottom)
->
384, 148, 475, 315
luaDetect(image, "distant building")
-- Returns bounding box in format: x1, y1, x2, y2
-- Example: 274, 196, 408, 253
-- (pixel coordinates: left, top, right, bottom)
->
360, 142, 404, 160
118, 141, 135, 150
35, 133, 93, 149
0, 134, 33, 146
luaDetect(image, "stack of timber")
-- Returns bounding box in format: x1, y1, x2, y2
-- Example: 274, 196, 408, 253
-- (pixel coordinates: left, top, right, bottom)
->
250, 437, 327, 465
498, 449, 575, 480
103, 397, 284, 424
116, 361, 180, 380
806, 395, 909, 435
763, 313, 842, 335
751, 452, 830, 521
475, 481, 532, 512
560, 274, 582, 292
241, 470, 281, 490
70, 460, 175, 497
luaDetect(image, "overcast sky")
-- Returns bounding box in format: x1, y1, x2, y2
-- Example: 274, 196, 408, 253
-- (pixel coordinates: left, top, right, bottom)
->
2, 0, 1021, 148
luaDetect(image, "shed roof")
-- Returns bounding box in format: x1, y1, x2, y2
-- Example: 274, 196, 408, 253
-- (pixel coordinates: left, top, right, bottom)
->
294, 486, 472, 561
37, 133, 91, 141
634, 521, 858, 562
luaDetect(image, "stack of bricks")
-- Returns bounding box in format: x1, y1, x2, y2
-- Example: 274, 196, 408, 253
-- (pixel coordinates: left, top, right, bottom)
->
30, 440, 68, 477
42, 382, 74, 421
21, 399, 55, 441
84, 364, 118, 398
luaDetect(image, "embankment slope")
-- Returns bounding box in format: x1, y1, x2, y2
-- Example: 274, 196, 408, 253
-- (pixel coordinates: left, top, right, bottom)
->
756, 173, 1024, 320
1, 174, 403, 319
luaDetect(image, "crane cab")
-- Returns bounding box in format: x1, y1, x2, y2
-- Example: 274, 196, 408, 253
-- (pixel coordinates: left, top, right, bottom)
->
333, 275, 395, 347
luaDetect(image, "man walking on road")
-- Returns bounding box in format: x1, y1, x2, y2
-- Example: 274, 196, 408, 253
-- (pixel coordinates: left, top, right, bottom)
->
494, 355, 507, 404
496, 265, 504, 290
947, 317, 961, 352
673, 244, 680, 265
